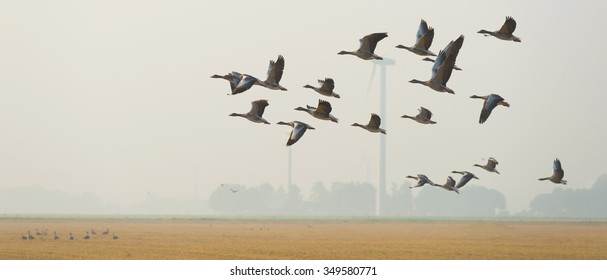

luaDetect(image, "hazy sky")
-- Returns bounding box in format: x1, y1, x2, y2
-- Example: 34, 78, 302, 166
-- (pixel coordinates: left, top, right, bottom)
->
1, 1, 606, 213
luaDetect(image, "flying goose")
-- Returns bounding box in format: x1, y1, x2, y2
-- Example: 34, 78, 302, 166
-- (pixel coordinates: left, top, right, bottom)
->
211, 71, 241, 93
229, 99, 270, 124
401, 107, 436, 124
539, 158, 567, 184
478, 17, 521, 42
406, 174, 436, 188
303, 78, 340, 98
352, 113, 386, 134
432, 176, 459, 194
474, 157, 500, 174
276, 121, 315, 146
421, 35, 465, 70
295, 99, 338, 123
260, 55, 287, 91
451, 171, 479, 190
230, 73, 263, 95
338, 32, 388, 60
230, 188, 239, 193
409, 47, 460, 93
470, 94, 510, 124
396, 19, 436, 56
422, 58, 462, 71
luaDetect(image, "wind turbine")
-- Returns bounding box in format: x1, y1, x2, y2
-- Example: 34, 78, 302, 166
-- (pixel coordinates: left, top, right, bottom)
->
368, 57, 395, 216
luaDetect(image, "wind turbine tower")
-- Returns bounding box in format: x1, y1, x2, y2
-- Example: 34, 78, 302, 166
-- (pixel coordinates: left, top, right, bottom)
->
373, 57, 395, 217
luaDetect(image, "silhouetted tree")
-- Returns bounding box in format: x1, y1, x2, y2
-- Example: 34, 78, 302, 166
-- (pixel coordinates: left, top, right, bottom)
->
529, 174, 607, 217
382, 182, 414, 216
415, 185, 506, 217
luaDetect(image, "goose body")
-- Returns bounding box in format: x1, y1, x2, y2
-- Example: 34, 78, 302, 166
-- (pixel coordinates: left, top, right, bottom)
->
407, 174, 435, 188
474, 157, 500, 174
304, 78, 340, 98
421, 36, 465, 70
470, 94, 510, 124
102, 228, 109, 235
277, 121, 315, 146
69, 232, 75, 240
211, 71, 241, 93
295, 99, 338, 123
539, 158, 567, 184
409, 35, 463, 94
452, 171, 479, 190
112, 233, 119, 240
396, 19, 436, 56
261, 55, 287, 91
401, 107, 436, 124
27, 231, 35, 240
53, 231, 60, 240
478, 17, 521, 42
352, 113, 386, 134
230, 73, 263, 95
229, 99, 270, 124
338, 32, 388, 60
432, 176, 459, 194
422, 57, 462, 71
83, 231, 90, 240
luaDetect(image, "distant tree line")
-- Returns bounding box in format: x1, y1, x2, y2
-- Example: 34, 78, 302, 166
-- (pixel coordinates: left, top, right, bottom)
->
526, 174, 607, 218
208, 181, 508, 217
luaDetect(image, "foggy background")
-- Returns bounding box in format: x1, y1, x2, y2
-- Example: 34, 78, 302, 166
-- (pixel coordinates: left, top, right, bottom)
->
1, 1, 606, 218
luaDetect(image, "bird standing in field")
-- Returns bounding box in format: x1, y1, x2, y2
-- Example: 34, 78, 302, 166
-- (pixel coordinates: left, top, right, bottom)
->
338, 32, 388, 60
470, 94, 510, 124
276, 121, 315, 146
432, 176, 459, 194
409, 35, 463, 94
474, 157, 500, 174
401, 107, 437, 124
539, 158, 567, 185
407, 174, 436, 188
303, 78, 340, 98
451, 171, 479, 190
260, 55, 287, 91
352, 113, 386, 134
229, 99, 271, 124
295, 99, 339, 123
478, 16, 521, 42
396, 19, 436, 56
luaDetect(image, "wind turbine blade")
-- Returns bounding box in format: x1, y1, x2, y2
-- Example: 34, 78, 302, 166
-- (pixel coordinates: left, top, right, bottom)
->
365, 62, 377, 100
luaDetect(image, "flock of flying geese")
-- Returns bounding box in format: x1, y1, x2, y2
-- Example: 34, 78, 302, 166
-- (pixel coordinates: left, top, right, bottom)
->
21, 227, 119, 241
212, 16, 567, 195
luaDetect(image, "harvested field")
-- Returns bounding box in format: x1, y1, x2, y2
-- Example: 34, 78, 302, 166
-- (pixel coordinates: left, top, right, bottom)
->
2, 219, 607, 260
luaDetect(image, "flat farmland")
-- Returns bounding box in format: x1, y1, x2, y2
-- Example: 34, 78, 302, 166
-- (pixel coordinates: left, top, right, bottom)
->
1, 219, 607, 260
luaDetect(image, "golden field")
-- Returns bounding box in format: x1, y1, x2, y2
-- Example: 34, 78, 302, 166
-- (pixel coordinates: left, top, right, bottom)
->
1, 219, 607, 260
